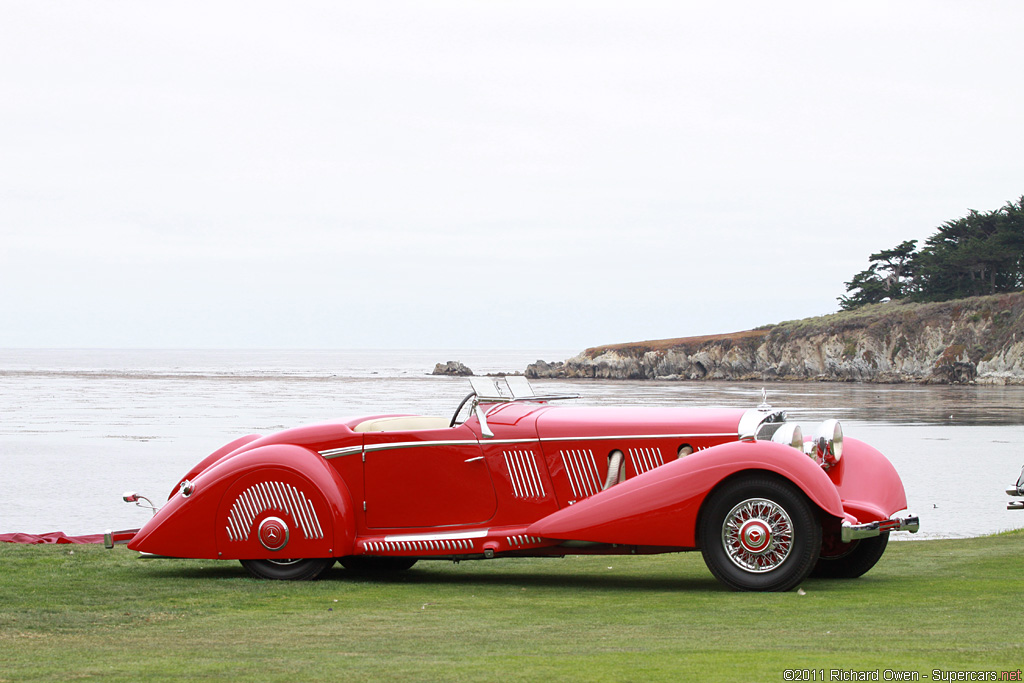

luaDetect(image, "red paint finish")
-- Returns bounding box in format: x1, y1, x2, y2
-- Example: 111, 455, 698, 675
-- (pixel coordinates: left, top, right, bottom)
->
362, 425, 496, 528
526, 440, 845, 547
129, 444, 353, 559
535, 406, 746, 441
829, 437, 909, 522
120, 386, 915, 588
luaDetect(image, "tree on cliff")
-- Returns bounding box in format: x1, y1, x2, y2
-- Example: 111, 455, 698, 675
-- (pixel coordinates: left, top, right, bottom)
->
839, 196, 1024, 309
914, 199, 1024, 301
838, 240, 918, 310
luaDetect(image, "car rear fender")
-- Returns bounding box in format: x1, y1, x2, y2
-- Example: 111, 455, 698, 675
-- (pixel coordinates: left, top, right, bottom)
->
128, 445, 355, 560
168, 433, 263, 499
526, 440, 843, 548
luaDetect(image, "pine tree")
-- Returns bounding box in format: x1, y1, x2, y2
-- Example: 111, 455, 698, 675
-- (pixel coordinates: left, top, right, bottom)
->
839, 240, 917, 310
838, 196, 1024, 309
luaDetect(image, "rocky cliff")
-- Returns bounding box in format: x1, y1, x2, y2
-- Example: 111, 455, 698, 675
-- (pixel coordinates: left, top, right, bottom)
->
526, 292, 1024, 384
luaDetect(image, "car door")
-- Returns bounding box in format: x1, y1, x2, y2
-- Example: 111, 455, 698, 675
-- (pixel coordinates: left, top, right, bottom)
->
362, 424, 498, 529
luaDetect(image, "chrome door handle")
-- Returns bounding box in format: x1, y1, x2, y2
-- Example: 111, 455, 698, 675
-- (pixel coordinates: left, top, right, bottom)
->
464, 456, 484, 463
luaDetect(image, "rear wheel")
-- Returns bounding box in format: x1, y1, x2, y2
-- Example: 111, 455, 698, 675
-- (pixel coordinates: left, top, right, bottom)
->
239, 557, 335, 580
699, 475, 821, 592
339, 557, 418, 573
811, 532, 889, 578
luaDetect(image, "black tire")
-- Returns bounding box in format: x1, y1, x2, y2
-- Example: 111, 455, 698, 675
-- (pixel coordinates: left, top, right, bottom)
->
811, 532, 889, 579
239, 557, 335, 581
699, 475, 821, 592
339, 557, 418, 573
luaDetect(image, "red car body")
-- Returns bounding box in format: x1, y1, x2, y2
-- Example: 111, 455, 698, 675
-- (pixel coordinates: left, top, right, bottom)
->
112, 378, 918, 591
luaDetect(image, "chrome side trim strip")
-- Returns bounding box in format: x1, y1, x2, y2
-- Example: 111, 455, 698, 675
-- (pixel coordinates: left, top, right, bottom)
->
535, 432, 735, 444
384, 529, 489, 543
321, 440, 478, 459
364, 439, 481, 453
320, 445, 363, 459
320, 432, 737, 459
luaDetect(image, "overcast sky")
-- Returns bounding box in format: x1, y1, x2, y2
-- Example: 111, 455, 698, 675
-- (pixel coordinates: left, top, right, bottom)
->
2, 2, 1023, 350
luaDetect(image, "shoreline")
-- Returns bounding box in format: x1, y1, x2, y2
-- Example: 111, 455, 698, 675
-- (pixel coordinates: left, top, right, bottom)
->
525, 293, 1024, 385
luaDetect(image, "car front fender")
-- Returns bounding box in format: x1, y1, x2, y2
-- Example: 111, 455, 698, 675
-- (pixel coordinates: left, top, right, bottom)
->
831, 437, 909, 523
526, 439, 843, 548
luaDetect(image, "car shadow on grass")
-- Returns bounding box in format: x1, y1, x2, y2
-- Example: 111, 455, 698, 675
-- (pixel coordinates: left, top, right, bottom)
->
340, 568, 721, 592
324, 567, 857, 593
140, 561, 728, 592
139, 560, 857, 593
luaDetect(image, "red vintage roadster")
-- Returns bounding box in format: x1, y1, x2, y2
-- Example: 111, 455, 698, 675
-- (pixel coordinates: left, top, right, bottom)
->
107, 377, 918, 591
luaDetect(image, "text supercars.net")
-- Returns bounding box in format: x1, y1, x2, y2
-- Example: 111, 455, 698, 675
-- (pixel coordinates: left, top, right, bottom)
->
783, 670, 1023, 682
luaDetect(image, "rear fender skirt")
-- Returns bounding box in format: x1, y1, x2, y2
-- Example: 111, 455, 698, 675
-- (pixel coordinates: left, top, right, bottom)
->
526, 440, 844, 548
128, 445, 354, 560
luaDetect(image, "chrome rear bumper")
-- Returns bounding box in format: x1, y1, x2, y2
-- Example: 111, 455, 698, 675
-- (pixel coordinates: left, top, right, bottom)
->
103, 528, 139, 549
1008, 465, 1024, 509
841, 516, 920, 543
1007, 486, 1024, 510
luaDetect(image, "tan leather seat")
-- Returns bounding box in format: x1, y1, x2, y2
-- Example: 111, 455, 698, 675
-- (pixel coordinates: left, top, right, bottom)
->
353, 416, 451, 433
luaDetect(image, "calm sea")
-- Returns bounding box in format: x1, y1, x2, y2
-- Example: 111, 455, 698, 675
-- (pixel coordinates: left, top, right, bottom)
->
2, 348, 1022, 540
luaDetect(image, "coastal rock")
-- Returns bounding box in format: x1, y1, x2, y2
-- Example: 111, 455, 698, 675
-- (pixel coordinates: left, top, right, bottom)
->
525, 359, 566, 379
526, 292, 1024, 384
432, 360, 473, 376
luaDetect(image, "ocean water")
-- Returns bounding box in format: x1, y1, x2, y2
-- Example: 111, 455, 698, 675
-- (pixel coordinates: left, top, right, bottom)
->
2, 348, 1023, 539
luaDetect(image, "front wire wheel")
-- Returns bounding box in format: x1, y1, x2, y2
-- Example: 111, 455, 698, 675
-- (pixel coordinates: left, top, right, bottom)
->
721, 497, 795, 572
239, 557, 335, 580
699, 476, 821, 592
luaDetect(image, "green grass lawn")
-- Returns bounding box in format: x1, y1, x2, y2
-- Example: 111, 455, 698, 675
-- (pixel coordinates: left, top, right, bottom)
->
2, 532, 1022, 682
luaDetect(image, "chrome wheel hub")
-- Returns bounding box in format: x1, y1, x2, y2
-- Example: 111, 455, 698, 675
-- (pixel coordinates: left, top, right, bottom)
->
258, 516, 290, 552
721, 497, 793, 572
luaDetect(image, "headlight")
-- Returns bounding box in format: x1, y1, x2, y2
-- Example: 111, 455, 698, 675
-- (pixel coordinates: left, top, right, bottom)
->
813, 419, 843, 469
771, 423, 804, 450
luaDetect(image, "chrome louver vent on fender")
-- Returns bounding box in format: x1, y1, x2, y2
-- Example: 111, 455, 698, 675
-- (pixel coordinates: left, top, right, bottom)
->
506, 534, 544, 548
226, 481, 324, 543
503, 450, 546, 499
628, 447, 664, 475
362, 539, 475, 553
560, 449, 601, 499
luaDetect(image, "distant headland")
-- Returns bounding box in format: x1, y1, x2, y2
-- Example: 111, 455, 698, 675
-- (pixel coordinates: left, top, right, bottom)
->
525, 291, 1024, 384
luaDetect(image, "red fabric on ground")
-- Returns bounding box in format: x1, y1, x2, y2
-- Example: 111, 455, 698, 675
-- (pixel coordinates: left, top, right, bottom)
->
0, 532, 105, 544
